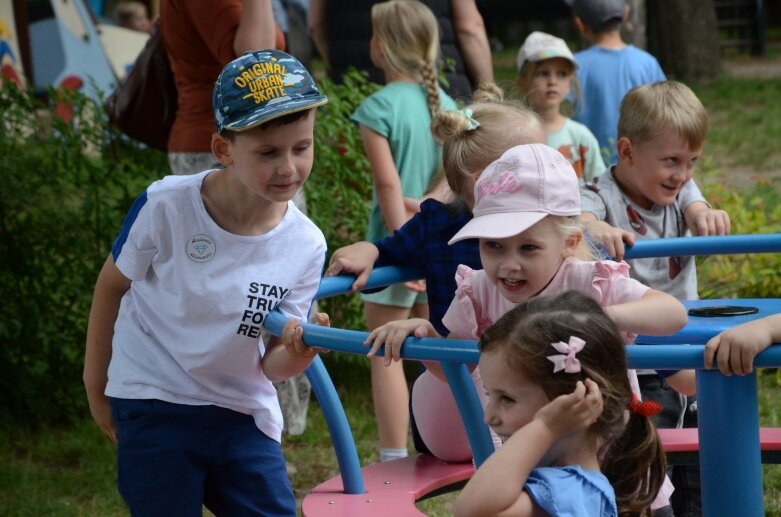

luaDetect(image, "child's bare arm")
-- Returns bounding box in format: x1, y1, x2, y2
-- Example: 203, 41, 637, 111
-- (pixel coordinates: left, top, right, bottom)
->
361, 124, 408, 233
704, 314, 781, 376
684, 201, 731, 236
664, 369, 696, 396
454, 380, 602, 517
604, 288, 688, 336
84, 255, 131, 442
263, 312, 330, 383
580, 212, 635, 261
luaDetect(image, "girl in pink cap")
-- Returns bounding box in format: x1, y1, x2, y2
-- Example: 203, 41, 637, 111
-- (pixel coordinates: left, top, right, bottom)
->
364, 143, 685, 511
366, 143, 686, 370
454, 291, 666, 517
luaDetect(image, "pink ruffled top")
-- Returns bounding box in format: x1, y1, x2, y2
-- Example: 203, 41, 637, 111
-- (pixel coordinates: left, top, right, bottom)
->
443, 258, 649, 343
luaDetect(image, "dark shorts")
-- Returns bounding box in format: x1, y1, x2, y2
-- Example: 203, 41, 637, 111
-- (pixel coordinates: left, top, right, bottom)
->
110, 398, 295, 516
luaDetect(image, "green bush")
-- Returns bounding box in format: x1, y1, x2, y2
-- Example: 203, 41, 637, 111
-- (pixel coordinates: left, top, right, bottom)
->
697, 162, 781, 299
0, 70, 378, 425
0, 83, 165, 427
307, 71, 378, 339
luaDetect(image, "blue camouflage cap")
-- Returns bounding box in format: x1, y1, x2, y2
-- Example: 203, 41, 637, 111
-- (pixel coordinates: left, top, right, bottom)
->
213, 49, 328, 133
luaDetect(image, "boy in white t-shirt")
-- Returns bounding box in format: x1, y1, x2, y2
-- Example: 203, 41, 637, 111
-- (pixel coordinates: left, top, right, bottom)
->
83, 49, 328, 516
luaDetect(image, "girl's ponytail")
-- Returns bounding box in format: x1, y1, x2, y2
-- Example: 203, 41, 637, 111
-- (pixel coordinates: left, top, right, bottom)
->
601, 412, 667, 517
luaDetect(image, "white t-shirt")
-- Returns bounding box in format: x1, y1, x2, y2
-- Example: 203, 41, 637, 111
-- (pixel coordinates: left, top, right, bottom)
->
106, 170, 327, 442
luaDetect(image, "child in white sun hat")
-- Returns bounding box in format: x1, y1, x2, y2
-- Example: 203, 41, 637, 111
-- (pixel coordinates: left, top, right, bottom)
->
517, 32, 605, 185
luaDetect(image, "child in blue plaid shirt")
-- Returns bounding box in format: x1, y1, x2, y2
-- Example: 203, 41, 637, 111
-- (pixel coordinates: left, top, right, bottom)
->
326, 83, 545, 460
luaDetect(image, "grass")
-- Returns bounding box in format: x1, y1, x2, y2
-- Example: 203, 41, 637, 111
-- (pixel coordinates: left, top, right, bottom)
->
695, 77, 781, 173
5, 373, 781, 516
2, 61, 781, 516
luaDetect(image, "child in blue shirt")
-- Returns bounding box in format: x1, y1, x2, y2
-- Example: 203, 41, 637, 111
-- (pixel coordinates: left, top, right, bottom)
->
570, 0, 666, 164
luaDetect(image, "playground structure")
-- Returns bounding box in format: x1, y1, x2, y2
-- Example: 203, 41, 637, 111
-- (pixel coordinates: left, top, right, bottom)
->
263, 233, 781, 517
1, 0, 146, 98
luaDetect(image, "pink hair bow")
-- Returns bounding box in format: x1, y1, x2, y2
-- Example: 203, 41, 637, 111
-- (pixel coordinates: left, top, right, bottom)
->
547, 336, 585, 373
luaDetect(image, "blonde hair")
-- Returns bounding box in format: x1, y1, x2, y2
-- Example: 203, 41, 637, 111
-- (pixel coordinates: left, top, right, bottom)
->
430, 83, 545, 204
550, 215, 599, 261
618, 80, 708, 150
516, 59, 582, 117
371, 0, 441, 117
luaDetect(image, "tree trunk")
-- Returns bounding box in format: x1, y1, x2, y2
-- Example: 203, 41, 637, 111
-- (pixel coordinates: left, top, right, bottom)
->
647, 0, 721, 83
622, 0, 647, 49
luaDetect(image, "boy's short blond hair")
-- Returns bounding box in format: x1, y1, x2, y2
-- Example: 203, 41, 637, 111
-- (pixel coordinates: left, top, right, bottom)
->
618, 80, 708, 150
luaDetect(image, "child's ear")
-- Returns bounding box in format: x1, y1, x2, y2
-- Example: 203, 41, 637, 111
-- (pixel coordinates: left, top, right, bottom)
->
211, 133, 234, 166
616, 137, 634, 166
564, 228, 583, 257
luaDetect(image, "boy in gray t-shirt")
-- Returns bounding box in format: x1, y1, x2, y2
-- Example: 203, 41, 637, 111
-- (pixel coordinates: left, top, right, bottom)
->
581, 80, 730, 517
581, 81, 730, 305
583, 168, 705, 301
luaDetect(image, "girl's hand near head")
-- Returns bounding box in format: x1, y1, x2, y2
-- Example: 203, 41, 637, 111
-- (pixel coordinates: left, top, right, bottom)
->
534, 379, 603, 440
364, 318, 439, 366
454, 379, 603, 517
325, 242, 380, 292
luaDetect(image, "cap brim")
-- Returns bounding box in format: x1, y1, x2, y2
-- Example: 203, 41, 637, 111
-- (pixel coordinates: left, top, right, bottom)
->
448, 212, 548, 245
225, 95, 328, 132
529, 51, 577, 67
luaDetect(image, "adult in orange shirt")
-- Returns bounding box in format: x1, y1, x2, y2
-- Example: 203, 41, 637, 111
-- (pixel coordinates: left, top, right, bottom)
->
160, 0, 285, 175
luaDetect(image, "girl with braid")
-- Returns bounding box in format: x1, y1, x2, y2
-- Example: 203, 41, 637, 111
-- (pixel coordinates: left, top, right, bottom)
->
350, 0, 457, 462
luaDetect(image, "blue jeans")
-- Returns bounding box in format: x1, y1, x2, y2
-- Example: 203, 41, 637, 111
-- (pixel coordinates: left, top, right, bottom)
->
639, 374, 701, 517
110, 398, 295, 516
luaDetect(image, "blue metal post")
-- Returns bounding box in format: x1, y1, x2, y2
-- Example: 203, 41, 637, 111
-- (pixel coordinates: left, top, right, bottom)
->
264, 311, 365, 494
306, 356, 365, 494
440, 362, 494, 467
696, 370, 763, 517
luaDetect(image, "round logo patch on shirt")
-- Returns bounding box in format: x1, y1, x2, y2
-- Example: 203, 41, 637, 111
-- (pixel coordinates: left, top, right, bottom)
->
186, 234, 216, 262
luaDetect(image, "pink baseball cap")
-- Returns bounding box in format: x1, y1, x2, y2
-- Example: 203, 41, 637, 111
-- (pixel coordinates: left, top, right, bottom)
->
448, 144, 580, 244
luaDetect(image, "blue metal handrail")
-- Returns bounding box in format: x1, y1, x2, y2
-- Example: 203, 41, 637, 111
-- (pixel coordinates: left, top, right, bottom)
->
264, 233, 781, 514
